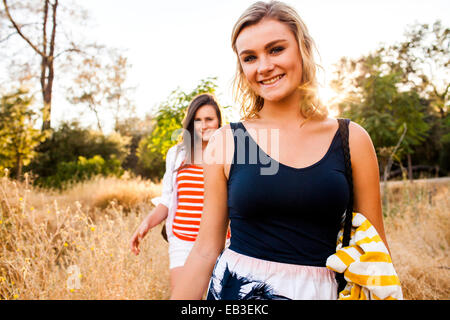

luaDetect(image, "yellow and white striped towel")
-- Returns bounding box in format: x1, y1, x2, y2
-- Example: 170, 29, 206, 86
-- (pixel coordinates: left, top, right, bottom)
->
326, 212, 403, 300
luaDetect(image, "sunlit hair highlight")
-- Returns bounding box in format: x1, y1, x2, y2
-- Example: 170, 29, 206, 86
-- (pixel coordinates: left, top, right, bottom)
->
231, 1, 328, 121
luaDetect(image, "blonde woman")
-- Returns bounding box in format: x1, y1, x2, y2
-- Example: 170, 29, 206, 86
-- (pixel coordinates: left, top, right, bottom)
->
130, 94, 229, 292
171, 1, 389, 300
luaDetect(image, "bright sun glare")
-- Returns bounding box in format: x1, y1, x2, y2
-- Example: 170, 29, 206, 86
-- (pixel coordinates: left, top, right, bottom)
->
318, 85, 340, 117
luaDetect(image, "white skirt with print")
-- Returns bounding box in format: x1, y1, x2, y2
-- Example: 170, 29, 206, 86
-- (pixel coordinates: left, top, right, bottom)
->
206, 248, 338, 300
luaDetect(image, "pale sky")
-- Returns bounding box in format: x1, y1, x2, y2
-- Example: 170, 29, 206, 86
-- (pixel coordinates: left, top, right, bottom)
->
39, 0, 450, 130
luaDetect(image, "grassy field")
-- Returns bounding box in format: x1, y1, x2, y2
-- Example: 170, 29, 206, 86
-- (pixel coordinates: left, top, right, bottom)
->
0, 173, 448, 300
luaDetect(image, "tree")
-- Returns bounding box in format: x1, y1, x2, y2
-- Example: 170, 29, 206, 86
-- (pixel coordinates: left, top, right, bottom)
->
105, 50, 136, 132
1, 0, 95, 130
66, 48, 136, 133
115, 114, 154, 177
381, 21, 449, 176
331, 53, 430, 180
66, 53, 105, 132
0, 89, 48, 179
330, 21, 450, 179
382, 21, 449, 118
3, 0, 59, 130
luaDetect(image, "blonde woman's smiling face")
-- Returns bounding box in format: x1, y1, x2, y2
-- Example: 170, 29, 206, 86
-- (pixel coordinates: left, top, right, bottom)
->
235, 18, 303, 104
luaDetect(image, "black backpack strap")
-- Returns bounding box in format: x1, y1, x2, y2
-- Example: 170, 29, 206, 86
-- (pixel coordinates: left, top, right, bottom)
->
338, 118, 354, 248
335, 118, 354, 293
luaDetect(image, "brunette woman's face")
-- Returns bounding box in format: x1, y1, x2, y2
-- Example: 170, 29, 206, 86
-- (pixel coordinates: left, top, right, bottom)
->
193, 104, 220, 142
235, 18, 303, 103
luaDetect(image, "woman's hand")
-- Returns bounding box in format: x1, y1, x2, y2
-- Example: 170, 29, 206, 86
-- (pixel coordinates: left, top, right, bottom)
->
129, 203, 169, 256
130, 216, 151, 255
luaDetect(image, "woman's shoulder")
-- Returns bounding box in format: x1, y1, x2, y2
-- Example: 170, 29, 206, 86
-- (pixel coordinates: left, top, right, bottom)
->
315, 116, 368, 136
206, 124, 234, 149
204, 124, 235, 166
318, 117, 373, 150
167, 144, 180, 155
166, 143, 185, 161
346, 119, 372, 145
344, 119, 376, 161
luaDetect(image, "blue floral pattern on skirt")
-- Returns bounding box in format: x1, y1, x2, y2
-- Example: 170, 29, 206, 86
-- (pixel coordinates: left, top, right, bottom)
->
207, 262, 290, 300
206, 249, 338, 300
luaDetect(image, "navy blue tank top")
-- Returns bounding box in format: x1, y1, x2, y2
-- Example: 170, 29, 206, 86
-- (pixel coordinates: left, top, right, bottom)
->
227, 121, 350, 267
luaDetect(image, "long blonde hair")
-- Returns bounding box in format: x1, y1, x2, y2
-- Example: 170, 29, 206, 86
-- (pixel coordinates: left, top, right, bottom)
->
231, 1, 328, 121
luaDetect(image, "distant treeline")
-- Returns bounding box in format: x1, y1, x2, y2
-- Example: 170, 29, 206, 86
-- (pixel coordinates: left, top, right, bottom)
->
0, 18, 448, 187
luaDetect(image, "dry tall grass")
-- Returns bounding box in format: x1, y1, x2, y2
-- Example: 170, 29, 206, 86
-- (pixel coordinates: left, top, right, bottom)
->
0, 174, 169, 300
0, 173, 448, 300
382, 178, 449, 300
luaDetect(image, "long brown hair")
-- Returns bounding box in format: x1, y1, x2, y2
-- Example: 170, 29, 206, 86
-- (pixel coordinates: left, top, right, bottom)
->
174, 93, 223, 171
231, 1, 328, 121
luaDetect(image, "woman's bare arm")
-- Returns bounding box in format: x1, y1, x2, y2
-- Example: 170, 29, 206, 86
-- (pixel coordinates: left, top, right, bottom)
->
349, 121, 390, 252
130, 203, 168, 255
170, 127, 230, 299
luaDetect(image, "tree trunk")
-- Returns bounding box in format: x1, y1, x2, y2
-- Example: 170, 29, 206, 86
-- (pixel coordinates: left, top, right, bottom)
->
88, 103, 103, 133
16, 153, 22, 180
94, 109, 103, 133
41, 0, 57, 131
41, 56, 54, 131
383, 123, 408, 183
382, 123, 407, 210
42, 62, 54, 130
407, 153, 413, 181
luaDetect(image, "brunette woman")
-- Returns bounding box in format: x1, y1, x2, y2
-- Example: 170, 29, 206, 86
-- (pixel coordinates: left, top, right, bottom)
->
130, 93, 229, 292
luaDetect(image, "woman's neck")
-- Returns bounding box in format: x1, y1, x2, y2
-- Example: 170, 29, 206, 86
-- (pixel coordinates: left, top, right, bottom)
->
191, 142, 208, 166
257, 90, 306, 125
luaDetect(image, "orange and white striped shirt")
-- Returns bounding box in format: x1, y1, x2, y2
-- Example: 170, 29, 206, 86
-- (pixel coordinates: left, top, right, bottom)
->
172, 163, 231, 242
173, 164, 205, 242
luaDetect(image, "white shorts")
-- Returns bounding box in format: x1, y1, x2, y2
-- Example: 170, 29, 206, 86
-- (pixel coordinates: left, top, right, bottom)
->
168, 235, 231, 270
168, 235, 195, 270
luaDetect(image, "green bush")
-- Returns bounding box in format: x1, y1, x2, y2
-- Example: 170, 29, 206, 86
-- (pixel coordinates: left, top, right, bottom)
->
39, 155, 123, 189
27, 121, 130, 185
